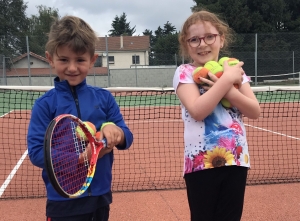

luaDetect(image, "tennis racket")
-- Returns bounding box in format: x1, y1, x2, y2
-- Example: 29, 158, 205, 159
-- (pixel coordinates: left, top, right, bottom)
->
44, 114, 107, 198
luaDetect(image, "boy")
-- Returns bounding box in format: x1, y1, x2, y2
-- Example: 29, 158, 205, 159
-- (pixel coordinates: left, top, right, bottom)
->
27, 15, 133, 221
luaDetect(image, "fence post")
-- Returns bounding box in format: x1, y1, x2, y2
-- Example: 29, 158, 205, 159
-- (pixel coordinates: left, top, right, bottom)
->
255, 33, 257, 86
105, 35, 110, 87
26, 36, 31, 86
135, 54, 137, 86
2, 56, 6, 85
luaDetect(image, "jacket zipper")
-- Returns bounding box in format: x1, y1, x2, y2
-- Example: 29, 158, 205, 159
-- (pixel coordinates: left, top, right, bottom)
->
70, 85, 92, 196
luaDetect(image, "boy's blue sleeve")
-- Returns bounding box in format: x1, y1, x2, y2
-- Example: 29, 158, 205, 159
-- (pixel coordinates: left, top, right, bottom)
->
27, 101, 51, 168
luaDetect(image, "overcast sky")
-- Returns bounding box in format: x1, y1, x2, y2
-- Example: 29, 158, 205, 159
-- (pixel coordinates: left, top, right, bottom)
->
25, 0, 194, 36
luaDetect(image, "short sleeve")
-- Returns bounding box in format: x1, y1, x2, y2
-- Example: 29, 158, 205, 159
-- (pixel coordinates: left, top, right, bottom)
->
173, 64, 196, 92
242, 73, 251, 84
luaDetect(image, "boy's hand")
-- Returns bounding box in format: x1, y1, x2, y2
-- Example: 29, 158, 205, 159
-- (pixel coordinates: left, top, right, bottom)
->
97, 124, 125, 158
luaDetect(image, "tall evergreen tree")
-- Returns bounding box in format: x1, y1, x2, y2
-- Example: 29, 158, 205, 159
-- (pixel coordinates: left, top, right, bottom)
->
146, 21, 179, 65
108, 12, 136, 36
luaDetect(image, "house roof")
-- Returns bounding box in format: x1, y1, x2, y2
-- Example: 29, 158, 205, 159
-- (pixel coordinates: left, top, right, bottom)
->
13, 52, 48, 63
12, 36, 150, 63
96, 35, 150, 52
6, 67, 108, 76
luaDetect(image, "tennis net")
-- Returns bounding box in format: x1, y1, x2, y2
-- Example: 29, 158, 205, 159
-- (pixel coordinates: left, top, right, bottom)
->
0, 85, 300, 199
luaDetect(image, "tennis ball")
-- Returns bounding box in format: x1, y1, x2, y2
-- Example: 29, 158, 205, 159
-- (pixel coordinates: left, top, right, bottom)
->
204, 61, 223, 78
221, 98, 232, 108
228, 58, 239, 66
218, 57, 229, 66
219, 57, 240, 89
219, 57, 239, 66
192, 66, 209, 84
95, 131, 101, 140
76, 121, 96, 141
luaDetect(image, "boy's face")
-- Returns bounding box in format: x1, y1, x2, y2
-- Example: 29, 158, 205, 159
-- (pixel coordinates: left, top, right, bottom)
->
46, 45, 98, 86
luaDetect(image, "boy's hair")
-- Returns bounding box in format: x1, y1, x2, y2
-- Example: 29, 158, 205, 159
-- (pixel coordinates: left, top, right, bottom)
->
178, 10, 235, 59
46, 15, 98, 57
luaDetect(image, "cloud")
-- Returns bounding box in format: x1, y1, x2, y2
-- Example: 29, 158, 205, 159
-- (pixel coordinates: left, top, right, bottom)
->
25, 0, 194, 36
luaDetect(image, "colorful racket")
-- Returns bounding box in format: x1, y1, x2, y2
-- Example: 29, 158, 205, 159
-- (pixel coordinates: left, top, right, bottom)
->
44, 114, 107, 198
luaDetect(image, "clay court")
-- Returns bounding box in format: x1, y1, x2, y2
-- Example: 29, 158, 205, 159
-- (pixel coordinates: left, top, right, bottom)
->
0, 87, 300, 220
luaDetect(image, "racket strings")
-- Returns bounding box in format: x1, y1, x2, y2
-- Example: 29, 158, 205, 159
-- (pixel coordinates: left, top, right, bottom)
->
50, 118, 90, 195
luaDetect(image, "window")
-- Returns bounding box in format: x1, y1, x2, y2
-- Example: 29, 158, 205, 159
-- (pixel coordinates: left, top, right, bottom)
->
108, 56, 114, 64
94, 56, 102, 67
132, 55, 140, 64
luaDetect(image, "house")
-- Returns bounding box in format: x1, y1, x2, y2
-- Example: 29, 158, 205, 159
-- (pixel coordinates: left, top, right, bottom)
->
11, 52, 49, 69
95, 35, 150, 69
5, 35, 150, 77
5, 52, 107, 77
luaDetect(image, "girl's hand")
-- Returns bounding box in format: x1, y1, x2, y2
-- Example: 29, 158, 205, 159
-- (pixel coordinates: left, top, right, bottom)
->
222, 61, 244, 88
200, 72, 219, 91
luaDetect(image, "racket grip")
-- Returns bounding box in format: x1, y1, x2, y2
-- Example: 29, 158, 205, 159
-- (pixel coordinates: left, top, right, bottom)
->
102, 138, 107, 148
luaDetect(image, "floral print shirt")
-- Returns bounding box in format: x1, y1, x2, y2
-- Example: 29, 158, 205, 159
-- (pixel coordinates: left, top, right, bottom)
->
173, 64, 251, 174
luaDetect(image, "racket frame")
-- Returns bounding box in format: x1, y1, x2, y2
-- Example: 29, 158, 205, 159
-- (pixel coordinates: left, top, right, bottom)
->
44, 114, 107, 198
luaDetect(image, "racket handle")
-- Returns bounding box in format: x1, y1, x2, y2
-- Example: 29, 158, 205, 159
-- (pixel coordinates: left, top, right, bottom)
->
102, 138, 107, 148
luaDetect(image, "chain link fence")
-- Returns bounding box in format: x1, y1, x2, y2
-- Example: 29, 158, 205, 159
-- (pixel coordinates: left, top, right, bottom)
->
1, 33, 300, 87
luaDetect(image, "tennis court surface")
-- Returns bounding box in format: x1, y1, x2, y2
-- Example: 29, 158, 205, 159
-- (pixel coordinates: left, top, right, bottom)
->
0, 85, 300, 220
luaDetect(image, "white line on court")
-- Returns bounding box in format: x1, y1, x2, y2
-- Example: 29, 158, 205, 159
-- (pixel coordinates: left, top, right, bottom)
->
0, 149, 28, 197
0, 110, 13, 118
0, 110, 29, 197
0, 119, 298, 197
128, 120, 300, 141
125, 119, 182, 124
245, 124, 300, 140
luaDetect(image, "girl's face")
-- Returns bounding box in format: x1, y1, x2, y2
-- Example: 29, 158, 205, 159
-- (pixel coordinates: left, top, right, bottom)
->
186, 21, 224, 67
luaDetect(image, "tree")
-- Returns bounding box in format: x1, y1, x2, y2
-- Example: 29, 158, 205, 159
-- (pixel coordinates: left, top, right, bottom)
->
0, 0, 29, 60
108, 12, 136, 36
28, 5, 59, 56
192, 0, 300, 77
285, 0, 300, 31
191, 0, 299, 33
144, 21, 179, 65
152, 33, 179, 65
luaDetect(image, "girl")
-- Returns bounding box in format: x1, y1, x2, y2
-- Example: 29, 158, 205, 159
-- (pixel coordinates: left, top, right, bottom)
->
173, 10, 260, 221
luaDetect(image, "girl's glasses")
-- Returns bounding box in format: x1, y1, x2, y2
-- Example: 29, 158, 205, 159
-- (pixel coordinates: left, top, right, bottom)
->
187, 34, 220, 47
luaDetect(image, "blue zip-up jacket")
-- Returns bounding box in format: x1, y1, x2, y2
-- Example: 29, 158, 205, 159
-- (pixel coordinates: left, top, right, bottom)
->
27, 77, 133, 201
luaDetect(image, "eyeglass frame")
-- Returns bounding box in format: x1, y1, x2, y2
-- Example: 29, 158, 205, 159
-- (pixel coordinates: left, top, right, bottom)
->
186, 34, 221, 47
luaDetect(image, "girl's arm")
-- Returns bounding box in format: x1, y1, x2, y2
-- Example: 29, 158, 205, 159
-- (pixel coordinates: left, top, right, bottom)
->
177, 61, 244, 121
223, 82, 260, 119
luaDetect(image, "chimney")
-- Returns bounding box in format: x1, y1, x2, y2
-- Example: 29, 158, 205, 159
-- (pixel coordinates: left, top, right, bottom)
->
120, 35, 123, 49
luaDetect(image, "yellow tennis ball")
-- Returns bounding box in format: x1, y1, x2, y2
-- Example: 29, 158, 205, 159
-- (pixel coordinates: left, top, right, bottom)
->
76, 121, 96, 141
221, 98, 232, 108
219, 57, 239, 66
228, 58, 239, 66
218, 57, 229, 66
204, 61, 223, 76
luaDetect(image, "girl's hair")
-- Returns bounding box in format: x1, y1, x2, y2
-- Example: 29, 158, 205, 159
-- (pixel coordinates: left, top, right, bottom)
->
46, 15, 98, 57
178, 10, 235, 59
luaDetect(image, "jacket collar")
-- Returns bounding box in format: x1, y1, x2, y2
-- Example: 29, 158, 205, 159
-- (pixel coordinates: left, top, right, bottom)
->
54, 77, 87, 92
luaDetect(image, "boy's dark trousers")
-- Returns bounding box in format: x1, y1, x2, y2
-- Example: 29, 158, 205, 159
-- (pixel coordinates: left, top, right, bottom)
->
46, 205, 109, 221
